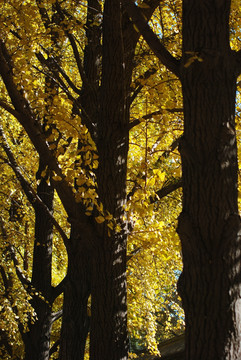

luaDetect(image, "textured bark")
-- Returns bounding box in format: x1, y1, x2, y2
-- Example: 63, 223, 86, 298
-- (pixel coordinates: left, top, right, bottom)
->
89, 1, 129, 359
90, 234, 128, 360
88, 2, 160, 359
178, 1, 241, 359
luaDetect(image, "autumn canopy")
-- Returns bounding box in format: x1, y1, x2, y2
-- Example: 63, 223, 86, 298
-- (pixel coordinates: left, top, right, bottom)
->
1, 1, 241, 360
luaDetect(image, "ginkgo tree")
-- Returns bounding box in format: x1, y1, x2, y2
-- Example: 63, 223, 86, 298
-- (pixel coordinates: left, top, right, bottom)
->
0, 1, 184, 360
124, 0, 241, 359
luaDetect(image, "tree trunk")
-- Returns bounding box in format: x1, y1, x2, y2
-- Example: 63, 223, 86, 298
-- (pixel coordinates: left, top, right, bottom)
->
23, 161, 54, 360
90, 233, 128, 360
178, 1, 241, 359
89, 1, 129, 359
59, 2, 100, 359
59, 225, 91, 360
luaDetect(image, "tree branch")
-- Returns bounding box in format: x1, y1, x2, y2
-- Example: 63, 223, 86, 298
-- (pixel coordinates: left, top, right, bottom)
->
51, 276, 67, 301
123, 0, 180, 77
129, 108, 183, 130
7, 245, 32, 289
0, 125, 69, 245
127, 247, 142, 262
35, 51, 82, 95
150, 178, 182, 203
51, 309, 63, 323
49, 339, 60, 357
36, 0, 51, 29
0, 265, 25, 336
0, 99, 20, 118
130, 67, 157, 104
0, 41, 84, 220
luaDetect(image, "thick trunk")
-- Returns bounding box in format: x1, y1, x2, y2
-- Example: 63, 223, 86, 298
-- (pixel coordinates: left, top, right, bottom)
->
90, 233, 128, 360
23, 312, 53, 360
23, 162, 54, 360
88, 1, 129, 359
178, 1, 241, 359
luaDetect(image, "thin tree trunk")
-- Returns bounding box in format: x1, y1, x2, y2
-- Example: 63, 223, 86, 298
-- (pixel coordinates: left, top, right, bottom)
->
178, 1, 241, 359
59, 2, 100, 359
23, 161, 54, 360
59, 225, 91, 360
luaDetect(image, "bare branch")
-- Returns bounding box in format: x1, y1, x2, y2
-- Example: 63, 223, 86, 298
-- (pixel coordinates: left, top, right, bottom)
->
150, 178, 182, 203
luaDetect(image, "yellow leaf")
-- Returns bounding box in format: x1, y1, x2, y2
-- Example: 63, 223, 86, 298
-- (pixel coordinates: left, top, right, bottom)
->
147, 177, 155, 187
76, 176, 86, 186
95, 215, 105, 224
107, 221, 114, 230
41, 167, 48, 178
52, 175, 62, 181
153, 169, 165, 181
115, 224, 121, 233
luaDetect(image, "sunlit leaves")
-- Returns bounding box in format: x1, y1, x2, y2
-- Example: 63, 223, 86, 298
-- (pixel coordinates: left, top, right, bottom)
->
0, 0, 186, 358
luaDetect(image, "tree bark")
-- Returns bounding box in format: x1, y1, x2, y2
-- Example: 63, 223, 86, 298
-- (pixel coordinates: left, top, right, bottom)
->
178, 1, 241, 359
89, 1, 129, 359
23, 161, 54, 360
59, 225, 91, 360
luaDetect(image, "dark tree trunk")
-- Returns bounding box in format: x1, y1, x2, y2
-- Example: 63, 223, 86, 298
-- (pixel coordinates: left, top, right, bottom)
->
23, 161, 54, 360
59, 225, 91, 360
59, 2, 101, 359
178, 1, 241, 359
90, 232, 128, 360
89, 1, 129, 359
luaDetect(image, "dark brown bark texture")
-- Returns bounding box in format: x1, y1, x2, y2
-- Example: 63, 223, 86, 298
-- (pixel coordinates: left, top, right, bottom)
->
178, 1, 241, 359
90, 0, 129, 358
